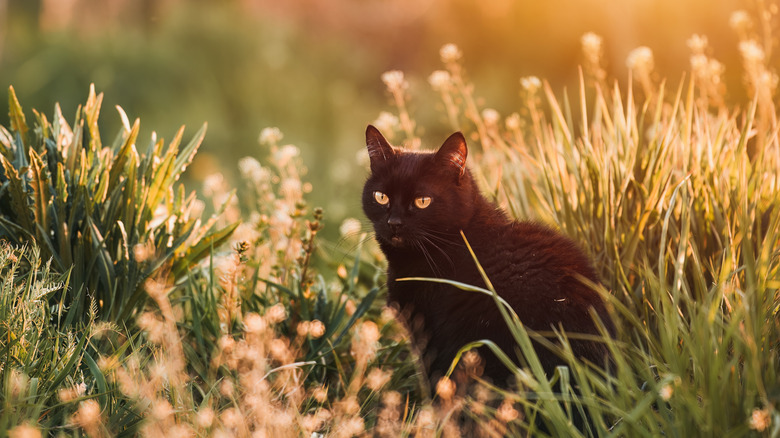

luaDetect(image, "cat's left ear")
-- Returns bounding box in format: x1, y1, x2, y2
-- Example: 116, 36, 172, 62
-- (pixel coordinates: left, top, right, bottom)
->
434, 132, 468, 181
366, 125, 395, 173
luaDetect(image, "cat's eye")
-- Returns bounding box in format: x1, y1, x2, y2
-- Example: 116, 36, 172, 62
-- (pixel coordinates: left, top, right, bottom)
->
414, 196, 432, 209
374, 191, 390, 205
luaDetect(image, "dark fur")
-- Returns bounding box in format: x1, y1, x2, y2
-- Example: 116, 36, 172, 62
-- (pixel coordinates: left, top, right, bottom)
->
362, 125, 615, 389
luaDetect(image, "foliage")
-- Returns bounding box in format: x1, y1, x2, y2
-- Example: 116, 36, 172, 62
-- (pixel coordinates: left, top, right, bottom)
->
373, 34, 780, 436
0, 85, 237, 325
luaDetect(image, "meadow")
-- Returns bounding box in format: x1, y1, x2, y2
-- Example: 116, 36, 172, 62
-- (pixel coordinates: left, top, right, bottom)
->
1, 6, 780, 438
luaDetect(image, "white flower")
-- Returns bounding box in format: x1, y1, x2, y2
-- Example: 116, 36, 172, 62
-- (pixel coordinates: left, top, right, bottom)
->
505, 113, 521, 131
581, 32, 603, 61
481, 108, 500, 126
428, 70, 452, 91
439, 43, 463, 64
687, 34, 708, 54
739, 40, 765, 64
381, 70, 407, 92
373, 111, 399, 134
339, 218, 362, 237
729, 10, 751, 32
520, 76, 542, 94
274, 144, 300, 167
259, 127, 283, 145
627, 46, 654, 72
238, 156, 270, 184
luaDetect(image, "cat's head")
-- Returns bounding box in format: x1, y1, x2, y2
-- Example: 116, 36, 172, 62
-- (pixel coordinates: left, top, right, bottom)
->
362, 125, 477, 249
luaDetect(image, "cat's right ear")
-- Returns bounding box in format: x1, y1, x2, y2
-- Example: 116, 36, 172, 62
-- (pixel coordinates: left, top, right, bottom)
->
366, 125, 395, 172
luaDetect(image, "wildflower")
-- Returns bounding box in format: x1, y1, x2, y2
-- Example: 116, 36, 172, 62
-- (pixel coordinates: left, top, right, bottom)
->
686, 34, 708, 54
581, 32, 603, 63
428, 70, 452, 91
137, 312, 164, 344
259, 127, 283, 145
335, 416, 365, 438
265, 303, 287, 324
297, 320, 311, 337
659, 384, 673, 401
435, 376, 456, 401
220, 407, 244, 429
269, 338, 291, 363
749, 407, 772, 431
8, 424, 41, 438
366, 368, 392, 391
440, 43, 463, 64
415, 406, 436, 431
481, 108, 500, 126
280, 178, 302, 198
58, 382, 87, 403
345, 299, 357, 316
244, 313, 267, 334
202, 173, 225, 198
337, 395, 361, 416
238, 157, 270, 184
626, 46, 654, 73
339, 218, 362, 238
274, 144, 300, 167
312, 386, 328, 403
381, 70, 408, 93
351, 321, 380, 363
729, 10, 752, 34
196, 408, 215, 428
133, 241, 154, 262
309, 319, 326, 338
520, 76, 542, 94
739, 40, 765, 64
72, 400, 102, 433
496, 400, 520, 423
373, 111, 399, 134
505, 113, 521, 131
379, 306, 397, 324
219, 379, 235, 397
151, 400, 173, 421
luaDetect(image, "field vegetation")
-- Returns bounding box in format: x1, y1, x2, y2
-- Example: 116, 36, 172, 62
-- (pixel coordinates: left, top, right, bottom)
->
1, 4, 779, 437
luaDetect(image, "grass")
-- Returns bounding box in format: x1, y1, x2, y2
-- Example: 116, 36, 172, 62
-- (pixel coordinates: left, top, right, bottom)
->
1, 8, 779, 437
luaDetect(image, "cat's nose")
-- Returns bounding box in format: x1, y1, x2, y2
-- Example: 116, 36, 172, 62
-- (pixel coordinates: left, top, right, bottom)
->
387, 216, 403, 233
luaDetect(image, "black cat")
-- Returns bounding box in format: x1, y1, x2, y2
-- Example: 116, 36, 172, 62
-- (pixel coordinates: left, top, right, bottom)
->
362, 125, 615, 390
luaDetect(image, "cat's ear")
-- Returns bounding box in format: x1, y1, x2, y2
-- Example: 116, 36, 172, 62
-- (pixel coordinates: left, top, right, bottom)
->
366, 125, 395, 172
434, 132, 468, 180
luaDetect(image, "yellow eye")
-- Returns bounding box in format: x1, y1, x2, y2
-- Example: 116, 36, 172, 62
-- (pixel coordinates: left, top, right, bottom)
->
374, 191, 389, 205
414, 196, 432, 209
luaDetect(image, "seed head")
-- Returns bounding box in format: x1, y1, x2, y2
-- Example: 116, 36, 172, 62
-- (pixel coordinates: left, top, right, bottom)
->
687, 34, 708, 54
520, 76, 542, 94
435, 376, 456, 401
309, 319, 326, 338
581, 32, 603, 63
749, 407, 772, 431
428, 70, 452, 91
339, 218, 362, 238
8, 424, 41, 438
259, 127, 283, 145
381, 70, 408, 93
481, 108, 500, 126
627, 46, 654, 72
730, 10, 752, 33
439, 43, 463, 64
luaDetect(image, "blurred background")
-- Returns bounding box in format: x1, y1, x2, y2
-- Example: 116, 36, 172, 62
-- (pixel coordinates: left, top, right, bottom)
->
0, 0, 765, 236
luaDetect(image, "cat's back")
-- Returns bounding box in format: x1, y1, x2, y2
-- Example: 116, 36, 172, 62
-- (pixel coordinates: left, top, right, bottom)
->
464, 213, 611, 332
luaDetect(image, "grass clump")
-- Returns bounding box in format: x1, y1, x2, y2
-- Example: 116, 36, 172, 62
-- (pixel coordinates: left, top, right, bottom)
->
373, 23, 780, 436
0, 85, 237, 325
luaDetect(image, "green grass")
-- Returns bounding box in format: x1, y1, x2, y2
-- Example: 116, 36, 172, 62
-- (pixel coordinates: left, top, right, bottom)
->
1, 17, 779, 437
